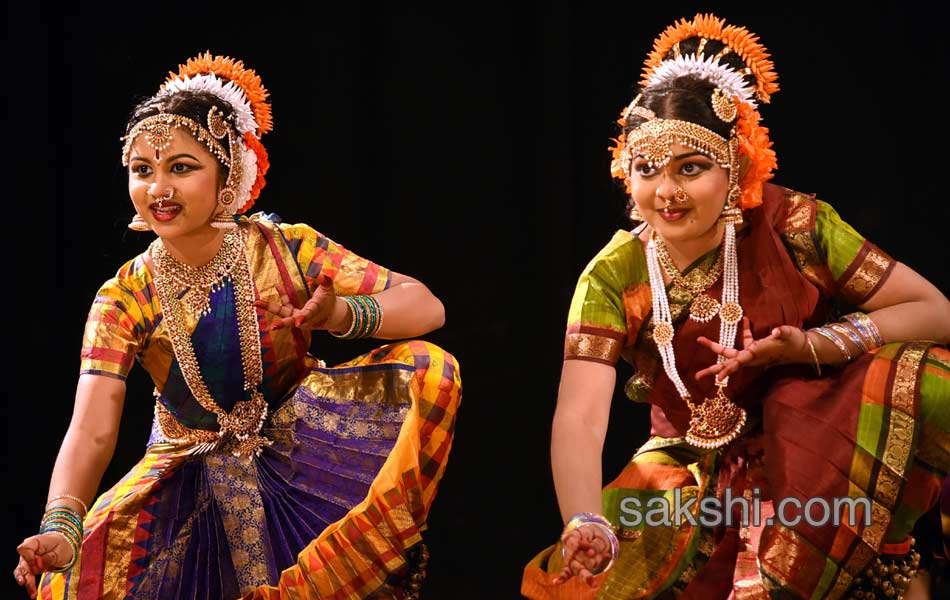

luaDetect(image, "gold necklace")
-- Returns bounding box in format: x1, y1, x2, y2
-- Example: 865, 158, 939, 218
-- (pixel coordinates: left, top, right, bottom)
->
654, 236, 724, 323
151, 228, 270, 457
151, 232, 246, 317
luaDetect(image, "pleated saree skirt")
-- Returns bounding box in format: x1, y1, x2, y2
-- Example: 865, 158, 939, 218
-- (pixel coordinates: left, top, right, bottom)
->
40, 340, 461, 600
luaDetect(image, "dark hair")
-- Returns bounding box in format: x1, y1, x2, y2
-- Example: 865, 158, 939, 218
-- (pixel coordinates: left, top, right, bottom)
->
125, 91, 236, 176
622, 37, 755, 139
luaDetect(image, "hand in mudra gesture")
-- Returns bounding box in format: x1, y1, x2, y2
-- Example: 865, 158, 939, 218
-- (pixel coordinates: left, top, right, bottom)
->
14, 533, 73, 598
695, 317, 809, 381
552, 525, 612, 588
255, 276, 337, 331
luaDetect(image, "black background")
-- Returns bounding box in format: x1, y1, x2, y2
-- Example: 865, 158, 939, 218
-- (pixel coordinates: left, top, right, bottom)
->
6, 2, 950, 598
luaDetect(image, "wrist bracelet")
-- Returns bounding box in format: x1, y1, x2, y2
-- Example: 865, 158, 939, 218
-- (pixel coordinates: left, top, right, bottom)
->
842, 312, 884, 349
330, 295, 384, 339
804, 332, 821, 376
46, 493, 88, 517
40, 504, 82, 573
560, 512, 620, 575
828, 322, 868, 354
43, 530, 79, 573
810, 326, 852, 361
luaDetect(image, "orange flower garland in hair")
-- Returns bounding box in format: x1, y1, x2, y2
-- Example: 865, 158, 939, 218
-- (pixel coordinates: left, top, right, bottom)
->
169, 52, 273, 135
641, 14, 779, 104
241, 132, 270, 212
163, 52, 273, 214
609, 117, 631, 194
734, 100, 776, 210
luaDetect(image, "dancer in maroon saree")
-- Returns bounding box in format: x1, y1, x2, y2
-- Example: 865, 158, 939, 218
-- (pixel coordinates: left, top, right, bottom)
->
522, 14, 950, 600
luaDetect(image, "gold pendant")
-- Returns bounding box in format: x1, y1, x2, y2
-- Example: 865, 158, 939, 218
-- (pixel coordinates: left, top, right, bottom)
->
685, 386, 747, 449
689, 293, 720, 323
719, 301, 744, 325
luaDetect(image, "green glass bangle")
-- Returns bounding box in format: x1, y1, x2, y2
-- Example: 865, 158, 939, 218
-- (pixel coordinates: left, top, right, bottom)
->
330, 295, 382, 339
330, 296, 362, 339
42, 511, 82, 526
41, 508, 83, 530
42, 530, 80, 573
352, 295, 371, 338
40, 514, 82, 535
354, 295, 381, 338
40, 525, 82, 556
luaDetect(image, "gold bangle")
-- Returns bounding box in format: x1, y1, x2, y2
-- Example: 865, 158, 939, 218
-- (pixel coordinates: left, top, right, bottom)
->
46, 494, 89, 517
804, 332, 821, 376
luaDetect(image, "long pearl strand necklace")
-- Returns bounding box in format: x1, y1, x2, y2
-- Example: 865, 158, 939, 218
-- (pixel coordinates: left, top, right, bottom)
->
646, 222, 746, 449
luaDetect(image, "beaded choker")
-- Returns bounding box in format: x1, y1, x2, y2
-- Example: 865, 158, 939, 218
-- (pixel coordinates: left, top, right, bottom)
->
151, 228, 270, 456
646, 223, 745, 448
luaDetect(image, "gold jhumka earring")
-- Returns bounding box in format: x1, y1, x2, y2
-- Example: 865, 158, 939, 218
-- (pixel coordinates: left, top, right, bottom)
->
712, 88, 744, 226
128, 214, 151, 231
207, 107, 241, 230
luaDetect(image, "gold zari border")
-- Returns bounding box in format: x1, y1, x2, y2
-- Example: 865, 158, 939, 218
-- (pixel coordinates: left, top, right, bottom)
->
565, 333, 622, 364
840, 245, 894, 305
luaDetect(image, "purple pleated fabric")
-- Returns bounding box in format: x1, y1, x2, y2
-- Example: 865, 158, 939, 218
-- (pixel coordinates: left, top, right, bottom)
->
54, 359, 412, 599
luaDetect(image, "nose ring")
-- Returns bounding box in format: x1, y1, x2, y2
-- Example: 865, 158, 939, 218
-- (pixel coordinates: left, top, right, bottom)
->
673, 187, 690, 203
149, 187, 175, 208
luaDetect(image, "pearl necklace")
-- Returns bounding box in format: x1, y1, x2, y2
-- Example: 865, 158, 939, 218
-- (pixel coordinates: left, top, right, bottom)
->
646, 222, 746, 449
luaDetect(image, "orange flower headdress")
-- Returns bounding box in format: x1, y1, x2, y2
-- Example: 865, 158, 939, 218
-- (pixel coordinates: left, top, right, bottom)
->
157, 52, 272, 215
611, 14, 778, 211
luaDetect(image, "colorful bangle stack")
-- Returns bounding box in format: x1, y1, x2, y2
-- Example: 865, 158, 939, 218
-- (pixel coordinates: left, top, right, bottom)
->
842, 312, 884, 348
560, 512, 620, 575
39, 501, 84, 572
330, 295, 384, 339
828, 322, 868, 353
811, 325, 853, 361
808, 311, 883, 363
